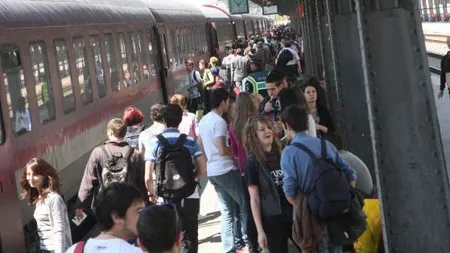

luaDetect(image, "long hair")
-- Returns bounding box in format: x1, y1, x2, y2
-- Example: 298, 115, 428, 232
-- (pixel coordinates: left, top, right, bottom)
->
243, 116, 282, 162
233, 92, 257, 143
20, 158, 62, 205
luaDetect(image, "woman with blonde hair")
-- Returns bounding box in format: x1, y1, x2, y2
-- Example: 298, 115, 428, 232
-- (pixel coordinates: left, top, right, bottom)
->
243, 116, 297, 253
170, 93, 199, 139
199, 59, 214, 112
20, 158, 72, 253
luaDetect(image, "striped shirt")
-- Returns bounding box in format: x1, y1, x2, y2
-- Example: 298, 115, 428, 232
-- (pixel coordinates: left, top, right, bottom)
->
146, 128, 202, 199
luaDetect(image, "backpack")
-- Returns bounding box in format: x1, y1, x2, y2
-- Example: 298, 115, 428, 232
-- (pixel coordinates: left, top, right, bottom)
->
99, 145, 133, 190
292, 138, 351, 219
124, 125, 146, 149
155, 134, 196, 202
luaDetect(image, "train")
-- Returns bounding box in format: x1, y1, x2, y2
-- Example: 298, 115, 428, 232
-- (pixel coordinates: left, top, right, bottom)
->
0, 0, 272, 252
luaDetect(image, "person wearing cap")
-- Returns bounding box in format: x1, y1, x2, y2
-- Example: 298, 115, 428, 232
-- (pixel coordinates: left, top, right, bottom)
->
242, 57, 269, 97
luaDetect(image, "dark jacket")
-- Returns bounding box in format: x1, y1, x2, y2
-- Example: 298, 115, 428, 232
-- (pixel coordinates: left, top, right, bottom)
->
245, 155, 282, 217
75, 140, 147, 209
317, 104, 335, 134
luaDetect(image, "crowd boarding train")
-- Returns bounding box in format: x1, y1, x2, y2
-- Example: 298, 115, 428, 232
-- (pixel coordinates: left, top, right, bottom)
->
0, 0, 272, 252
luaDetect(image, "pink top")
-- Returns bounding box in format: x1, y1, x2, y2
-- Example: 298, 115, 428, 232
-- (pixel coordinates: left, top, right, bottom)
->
229, 125, 247, 174
178, 110, 199, 139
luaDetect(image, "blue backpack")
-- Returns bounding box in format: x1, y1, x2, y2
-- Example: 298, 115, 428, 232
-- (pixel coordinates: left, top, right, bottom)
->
292, 138, 351, 219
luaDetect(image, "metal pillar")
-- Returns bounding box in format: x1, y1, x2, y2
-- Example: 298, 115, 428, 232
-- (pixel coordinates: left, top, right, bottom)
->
354, 0, 450, 251
318, 0, 376, 179
303, 0, 321, 77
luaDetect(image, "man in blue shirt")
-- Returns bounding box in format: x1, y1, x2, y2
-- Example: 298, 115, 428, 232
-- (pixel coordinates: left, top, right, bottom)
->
279, 105, 356, 253
145, 104, 207, 253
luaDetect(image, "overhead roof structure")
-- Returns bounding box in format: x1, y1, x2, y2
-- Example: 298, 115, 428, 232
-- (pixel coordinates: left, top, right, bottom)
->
200, 4, 231, 21
147, 0, 207, 24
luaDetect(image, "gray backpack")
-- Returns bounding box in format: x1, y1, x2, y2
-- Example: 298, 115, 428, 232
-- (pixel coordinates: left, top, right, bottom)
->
99, 145, 133, 190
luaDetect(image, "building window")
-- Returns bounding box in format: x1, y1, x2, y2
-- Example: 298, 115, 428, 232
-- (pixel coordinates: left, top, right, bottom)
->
30, 41, 56, 123
73, 37, 93, 104
90, 36, 107, 98
1, 45, 31, 136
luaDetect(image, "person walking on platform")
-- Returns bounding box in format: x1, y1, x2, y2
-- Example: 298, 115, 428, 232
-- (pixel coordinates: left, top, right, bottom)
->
145, 104, 207, 253
199, 59, 215, 112
123, 106, 146, 150
139, 103, 166, 155
259, 73, 283, 122
170, 94, 199, 140
232, 48, 250, 91
275, 39, 301, 83
438, 36, 450, 99
279, 105, 357, 253
198, 88, 249, 253
242, 58, 269, 97
67, 183, 145, 253
243, 116, 299, 253
185, 60, 203, 113
304, 83, 334, 137
75, 118, 147, 220
21, 158, 72, 253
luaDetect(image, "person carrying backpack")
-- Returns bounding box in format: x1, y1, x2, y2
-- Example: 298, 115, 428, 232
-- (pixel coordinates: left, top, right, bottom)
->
123, 106, 147, 150
279, 105, 357, 253
145, 104, 207, 253
74, 118, 147, 220
185, 60, 203, 114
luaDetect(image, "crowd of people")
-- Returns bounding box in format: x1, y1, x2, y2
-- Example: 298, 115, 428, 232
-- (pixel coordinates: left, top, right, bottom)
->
20, 24, 383, 253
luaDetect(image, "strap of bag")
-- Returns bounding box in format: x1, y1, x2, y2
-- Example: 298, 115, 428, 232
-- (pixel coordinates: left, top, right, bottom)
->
175, 134, 187, 148
291, 142, 319, 160
157, 134, 171, 148
320, 138, 328, 159
100, 144, 113, 160
74, 241, 86, 253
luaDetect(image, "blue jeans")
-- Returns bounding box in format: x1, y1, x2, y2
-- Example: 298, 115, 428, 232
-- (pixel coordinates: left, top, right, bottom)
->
319, 225, 342, 253
209, 170, 249, 253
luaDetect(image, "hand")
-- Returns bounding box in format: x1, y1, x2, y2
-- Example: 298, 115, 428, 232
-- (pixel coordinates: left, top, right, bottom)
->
258, 232, 268, 251
75, 209, 85, 220
316, 124, 328, 134
439, 91, 444, 99
264, 101, 273, 113
148, 190, 158, 203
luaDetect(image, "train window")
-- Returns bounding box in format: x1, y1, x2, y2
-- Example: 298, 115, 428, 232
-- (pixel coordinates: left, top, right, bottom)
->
30, 41, 56, 124
73, 38, 93, 104
174, 29, 180, 65
117, 33, 132, 87
54, 40, 75, 114
137, 31, 149, 80
90, 36, 107, 98
146, 31, 156, 76
128, 32, 140, 83
104, 34, 119, 92
1, 45, 31, 136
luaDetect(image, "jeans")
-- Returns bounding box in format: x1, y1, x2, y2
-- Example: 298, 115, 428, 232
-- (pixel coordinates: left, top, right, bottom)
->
209, 170, 249, 253
179, 199, 200, 253
319, 225, 342, 253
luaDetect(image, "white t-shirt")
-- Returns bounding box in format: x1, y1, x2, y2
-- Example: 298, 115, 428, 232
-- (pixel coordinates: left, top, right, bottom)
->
65, 238, 142, 253
198, 111, 236, 177
138, 122, 166, 152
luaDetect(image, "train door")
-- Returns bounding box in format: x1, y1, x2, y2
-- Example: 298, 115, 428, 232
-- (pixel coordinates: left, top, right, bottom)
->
153, 25, 170, 103
206, 22, 219, 57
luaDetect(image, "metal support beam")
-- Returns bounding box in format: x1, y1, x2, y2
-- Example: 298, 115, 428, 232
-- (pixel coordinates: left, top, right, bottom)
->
354, 0, 450, 251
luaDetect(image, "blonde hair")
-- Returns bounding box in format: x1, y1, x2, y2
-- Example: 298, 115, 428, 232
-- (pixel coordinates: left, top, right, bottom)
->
170, 94, 187, 109
243, 116, 281, 162
233, 92, 257, 143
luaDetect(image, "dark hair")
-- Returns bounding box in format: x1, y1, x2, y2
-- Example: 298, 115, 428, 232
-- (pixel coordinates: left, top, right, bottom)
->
210, 88, 230, 109
95, 183, 144, 231
327, 133, 345, 150
280, 105, 308, 132
107, 118, 127, 138
123, 106, 144, 127
163, 104, 183, 128
20, 158, 61, 205
138, 205, 181, 253
266, 72, 283, 86
279, 88, 302, 113
150, 104, 165, 122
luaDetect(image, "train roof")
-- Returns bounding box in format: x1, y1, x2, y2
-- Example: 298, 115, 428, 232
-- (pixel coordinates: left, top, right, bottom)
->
147, 0, 207, 24
199, 5, 231, 21
0, 0, 155, 30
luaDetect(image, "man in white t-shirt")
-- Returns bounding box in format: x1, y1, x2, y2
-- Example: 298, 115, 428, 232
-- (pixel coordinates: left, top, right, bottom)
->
66, 183, 145, 253
198, 88, 249, 253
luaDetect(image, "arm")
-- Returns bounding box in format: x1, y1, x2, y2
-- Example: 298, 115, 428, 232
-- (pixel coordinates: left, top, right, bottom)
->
217, 136, 233, 157
50, 196, 71, 253
194, 155, 207, 178
145, 161, 154, 194
329, 142, 357, 186
281, 148, 299, 204
75, 150, 99, 210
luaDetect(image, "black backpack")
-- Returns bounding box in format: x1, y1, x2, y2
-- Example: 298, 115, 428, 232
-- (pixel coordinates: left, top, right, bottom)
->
155, 134, 196, 201
292, 138, 351, 219
99, 145, 133, 190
